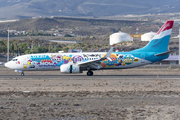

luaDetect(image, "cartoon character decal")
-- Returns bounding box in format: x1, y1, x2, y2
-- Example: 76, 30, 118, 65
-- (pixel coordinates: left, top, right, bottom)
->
102, 53, 118, 67
123, 55, 134, 65
101, 54, 139, 68
51, 55, 63, 62
101, 62, 106, 68
72, 55, 83, 63
23, 54, 86, 69
23, 59, 35, 69
22, 53, 140, 70
23, 65, 27, 69
134, 58, 139, 62
63, 56, 71, 64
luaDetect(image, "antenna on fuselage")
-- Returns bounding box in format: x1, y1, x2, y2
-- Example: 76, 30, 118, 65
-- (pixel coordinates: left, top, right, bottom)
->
7, 24, 9, 62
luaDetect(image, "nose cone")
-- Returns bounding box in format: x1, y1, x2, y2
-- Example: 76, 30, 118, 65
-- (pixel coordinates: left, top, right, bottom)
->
4, 62, 10, 68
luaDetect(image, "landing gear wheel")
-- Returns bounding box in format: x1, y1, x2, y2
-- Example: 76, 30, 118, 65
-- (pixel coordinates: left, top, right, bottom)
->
87, 71, 93, 76
21, 72, 24, 76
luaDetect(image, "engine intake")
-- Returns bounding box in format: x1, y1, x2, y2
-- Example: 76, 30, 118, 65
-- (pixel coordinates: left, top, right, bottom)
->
60, 64, 82, 73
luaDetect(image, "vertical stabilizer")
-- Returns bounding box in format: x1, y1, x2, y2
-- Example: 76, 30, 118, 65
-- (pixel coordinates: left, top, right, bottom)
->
132, 20, 174, 53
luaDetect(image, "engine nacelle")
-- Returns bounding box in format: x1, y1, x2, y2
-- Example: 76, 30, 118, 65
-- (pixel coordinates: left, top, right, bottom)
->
60, 64, 81, 73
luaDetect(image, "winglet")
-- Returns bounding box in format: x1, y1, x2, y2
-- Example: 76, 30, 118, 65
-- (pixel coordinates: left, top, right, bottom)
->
103, 45, 114, 61
105, 45, 114, 58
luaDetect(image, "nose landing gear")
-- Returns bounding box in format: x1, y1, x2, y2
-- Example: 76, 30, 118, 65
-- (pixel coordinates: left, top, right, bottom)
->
21, 72, 24, 76
87, 70, 93, 76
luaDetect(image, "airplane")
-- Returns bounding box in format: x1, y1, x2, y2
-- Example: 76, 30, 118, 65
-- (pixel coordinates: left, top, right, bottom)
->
5, 20, 174, 76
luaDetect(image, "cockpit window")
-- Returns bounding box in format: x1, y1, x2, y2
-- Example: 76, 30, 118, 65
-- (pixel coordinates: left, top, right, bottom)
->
12, 59, 18, 61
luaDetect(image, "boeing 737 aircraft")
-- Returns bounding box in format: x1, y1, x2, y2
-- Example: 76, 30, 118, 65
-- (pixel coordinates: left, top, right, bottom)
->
5, 20, 174, 76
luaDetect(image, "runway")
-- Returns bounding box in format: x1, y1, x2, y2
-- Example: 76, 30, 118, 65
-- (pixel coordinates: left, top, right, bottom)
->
1, 74, 180, 79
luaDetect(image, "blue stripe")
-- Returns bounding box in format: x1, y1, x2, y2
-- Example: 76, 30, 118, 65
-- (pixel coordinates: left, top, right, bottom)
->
131, 35, 171, 53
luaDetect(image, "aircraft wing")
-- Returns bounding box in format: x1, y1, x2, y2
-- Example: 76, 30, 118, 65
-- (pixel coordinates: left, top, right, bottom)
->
77, 58, 102, 69
77, 46, 114, 70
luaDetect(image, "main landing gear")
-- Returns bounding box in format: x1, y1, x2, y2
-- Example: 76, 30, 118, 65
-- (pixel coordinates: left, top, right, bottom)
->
21, 72, 24, 76
87, 70, 93, 76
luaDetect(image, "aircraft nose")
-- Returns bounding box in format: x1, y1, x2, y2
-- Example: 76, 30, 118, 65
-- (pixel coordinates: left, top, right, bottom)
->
4, 62, 10, 68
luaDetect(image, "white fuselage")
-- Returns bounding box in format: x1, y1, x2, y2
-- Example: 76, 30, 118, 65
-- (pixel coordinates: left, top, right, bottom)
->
5, 52, 151, 71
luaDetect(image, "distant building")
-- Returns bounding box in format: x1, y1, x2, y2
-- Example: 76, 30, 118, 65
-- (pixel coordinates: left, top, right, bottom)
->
14, 32, 19, 35
58, 51, 64, 53
20, 31, 26, 35
68, 49, 82, 53
109, 32, 133, 45
8, 30, 17, 33
141, 32, 156, 41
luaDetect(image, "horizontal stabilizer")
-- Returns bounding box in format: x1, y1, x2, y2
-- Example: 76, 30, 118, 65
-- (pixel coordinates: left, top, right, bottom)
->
154, 50, 176, 56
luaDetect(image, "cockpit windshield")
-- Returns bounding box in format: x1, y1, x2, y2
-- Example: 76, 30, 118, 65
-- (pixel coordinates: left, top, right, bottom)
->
12, 59, 18, 61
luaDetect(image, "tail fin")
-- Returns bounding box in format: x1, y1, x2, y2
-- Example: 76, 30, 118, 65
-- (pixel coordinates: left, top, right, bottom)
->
132, 20, 174, 53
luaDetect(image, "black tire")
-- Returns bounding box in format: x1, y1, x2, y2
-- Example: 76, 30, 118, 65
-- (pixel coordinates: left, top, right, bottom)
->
87, 71, 91, 76
21, 72, 24, 76
87, 71, 93, 76
90, 71, 93, 76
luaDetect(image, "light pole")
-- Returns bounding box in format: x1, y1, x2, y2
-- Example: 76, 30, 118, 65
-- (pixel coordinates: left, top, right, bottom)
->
7, 24, 9, 62
179, 26, 180, 65
54, 44, 56, 52
18, 44, 19, 56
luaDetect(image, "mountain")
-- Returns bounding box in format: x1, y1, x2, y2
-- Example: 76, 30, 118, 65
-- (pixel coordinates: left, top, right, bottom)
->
0, 17, 141, 32
0, 0, 180, 20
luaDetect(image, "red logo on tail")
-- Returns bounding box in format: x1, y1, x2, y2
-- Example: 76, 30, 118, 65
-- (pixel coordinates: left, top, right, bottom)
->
156, 20, 174, 35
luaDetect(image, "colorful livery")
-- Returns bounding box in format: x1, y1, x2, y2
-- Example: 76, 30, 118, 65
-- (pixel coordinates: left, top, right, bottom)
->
5, 20, 174, 76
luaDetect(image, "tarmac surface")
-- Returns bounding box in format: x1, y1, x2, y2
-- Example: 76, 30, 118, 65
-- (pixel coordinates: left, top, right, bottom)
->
1, 74, 180, 79
1, 67, 180, 119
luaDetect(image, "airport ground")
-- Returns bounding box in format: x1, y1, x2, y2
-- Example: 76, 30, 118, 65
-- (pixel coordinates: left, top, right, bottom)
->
1, 66, 180, 119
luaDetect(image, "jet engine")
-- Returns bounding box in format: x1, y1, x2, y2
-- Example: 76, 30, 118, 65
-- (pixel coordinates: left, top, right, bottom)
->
60, 64, 82, 73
